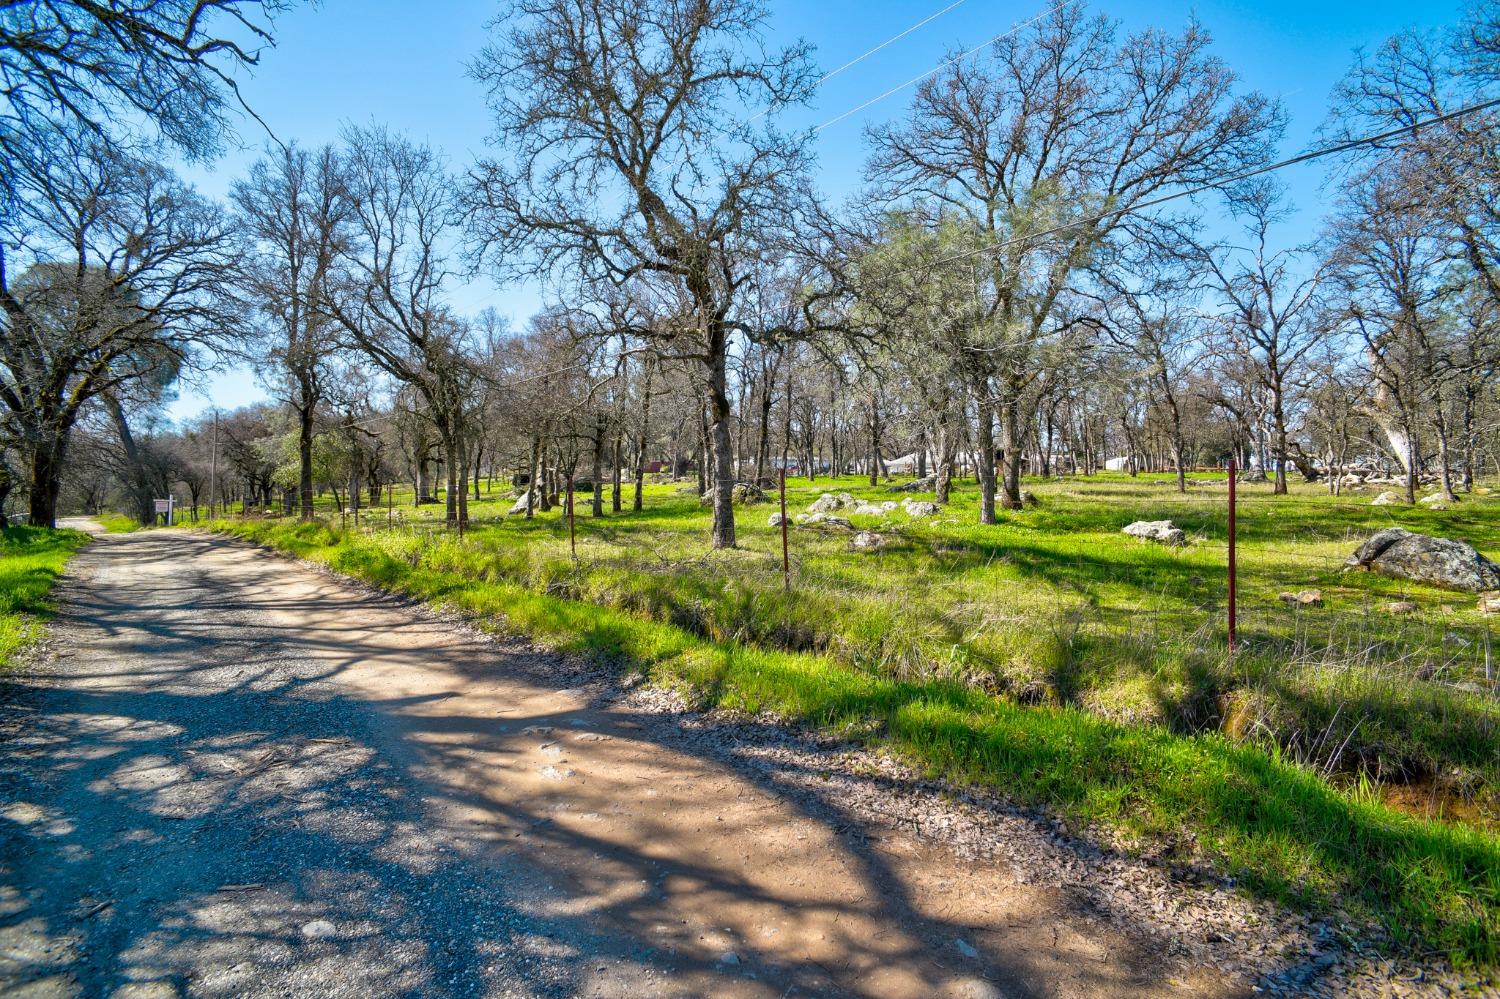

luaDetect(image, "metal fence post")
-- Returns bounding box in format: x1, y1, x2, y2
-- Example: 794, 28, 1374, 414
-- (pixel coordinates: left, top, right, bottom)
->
1227, 457, 1237, 655
567, 475, 576, 560
779, 467, 790, 591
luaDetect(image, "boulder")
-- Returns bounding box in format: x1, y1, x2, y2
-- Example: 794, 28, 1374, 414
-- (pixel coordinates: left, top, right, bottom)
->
1279, 589, 1323, 608
767, 511, 787, 527
1418, 491, 1455, 506
1385, 600, 1418, 615
886, 474, 937, 493
852, 501, 897, 516
1371, 491, 1401, 506
797, 513, 854, 530
808, 491, 857, 514
850, 531, 888, 551
507, 492, 538, 516
902, 499, 941, 517
1121, 520, 1186, 546
701, 482, 767, 507
1344, 528, 1500, 592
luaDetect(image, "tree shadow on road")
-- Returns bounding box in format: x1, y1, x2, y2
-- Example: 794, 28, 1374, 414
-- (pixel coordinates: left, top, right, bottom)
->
0, 532, 1299, 997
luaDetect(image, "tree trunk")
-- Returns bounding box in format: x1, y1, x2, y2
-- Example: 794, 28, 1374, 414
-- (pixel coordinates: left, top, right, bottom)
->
976, 397, 997, 524
611, 431, 623, 513
297, 389, 316, 520
635, 358, 655, 513
104, 395, 155, 526
591, 412, 605, 517
708, 350, 737, 548
1434, 412, 1456, 501
526, 433, 541, 517
27, 435, 67, 529
935, 425, 955, 504
997, 394, 1022, 510
1271, 384, 1289, 495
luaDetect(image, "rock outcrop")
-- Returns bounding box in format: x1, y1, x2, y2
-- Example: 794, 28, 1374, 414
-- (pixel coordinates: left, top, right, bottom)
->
808, 492, 857, 514
1344, 528, 1500, 592
1121, 520, 1186, 546
885, 475, 937, 493
701, 483, 767, 507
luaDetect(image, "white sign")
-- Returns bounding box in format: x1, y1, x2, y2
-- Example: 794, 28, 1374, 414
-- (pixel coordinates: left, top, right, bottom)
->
153, 498, 172, 514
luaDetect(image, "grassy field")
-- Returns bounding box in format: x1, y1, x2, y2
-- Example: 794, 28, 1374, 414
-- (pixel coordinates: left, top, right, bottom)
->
95, 512, 142, 534
206, 471, 1500, 965
0, 525, 90, 670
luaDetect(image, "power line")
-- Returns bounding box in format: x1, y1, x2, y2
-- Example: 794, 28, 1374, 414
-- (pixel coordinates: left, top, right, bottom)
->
815, 0, 1074, 133
467, 44, 1500, 385
923, 94, 1500, 273
747, 0, 971, 125
814, 0, 969, 90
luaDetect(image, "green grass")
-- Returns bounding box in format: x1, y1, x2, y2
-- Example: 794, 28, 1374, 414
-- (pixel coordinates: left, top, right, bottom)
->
95, 512, 141, 533
0, 525, 89, 670
209, 472, 1500, 966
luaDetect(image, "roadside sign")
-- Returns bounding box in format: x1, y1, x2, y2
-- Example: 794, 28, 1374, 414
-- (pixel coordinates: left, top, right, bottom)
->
153, 499, 171, 513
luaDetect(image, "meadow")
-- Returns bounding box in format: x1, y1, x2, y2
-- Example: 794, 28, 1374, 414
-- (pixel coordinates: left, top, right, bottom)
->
0, 524, 90, 671
203, 470, 1500, 964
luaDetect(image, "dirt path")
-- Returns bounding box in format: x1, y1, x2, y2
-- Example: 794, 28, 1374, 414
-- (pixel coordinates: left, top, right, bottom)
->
0, 527, 1249, 998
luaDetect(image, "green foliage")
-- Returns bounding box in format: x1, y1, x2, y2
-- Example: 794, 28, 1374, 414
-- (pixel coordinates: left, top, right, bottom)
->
0, 525, 89, 669
210, 472, 1500, 965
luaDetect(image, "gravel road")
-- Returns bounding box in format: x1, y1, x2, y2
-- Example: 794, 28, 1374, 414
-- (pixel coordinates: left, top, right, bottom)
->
0, 526, 1445, 997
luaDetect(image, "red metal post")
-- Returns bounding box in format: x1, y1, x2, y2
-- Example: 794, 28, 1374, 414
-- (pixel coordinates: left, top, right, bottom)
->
1227, 457, 1237, 655
567, 475, 576, 559
779, 467, 790, 590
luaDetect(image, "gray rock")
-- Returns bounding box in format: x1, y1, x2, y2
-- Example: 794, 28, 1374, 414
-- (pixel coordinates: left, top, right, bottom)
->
797, 513, 854, 530
767, 512, 787, 527
1371, 491, 1401, 506
852, 501, 897, 516
718, 951, 740, 966
1121, 520, 1186, 546
701, 483, 766, 507
507, 492, 538, 516
954, 938, 979, 958
1344, 528, 1500, 592
885, 474, 937, 493
300, 919, 337, 939
808, 492, 856, 514
850, 531, 887, 551
902, 499, 941, 517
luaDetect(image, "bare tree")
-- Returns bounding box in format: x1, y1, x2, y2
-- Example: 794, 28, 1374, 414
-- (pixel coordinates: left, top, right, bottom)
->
1201, 182, 1329, 494
466, 0, 818, 549
232, 142, 352, 520
864, 3, 1279, 515
323, 124, 479, 528
0, 129, 238, 526
0, 0, 291, 192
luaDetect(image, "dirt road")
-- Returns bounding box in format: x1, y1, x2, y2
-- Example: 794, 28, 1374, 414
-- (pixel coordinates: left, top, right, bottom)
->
0, 527, 1254, 998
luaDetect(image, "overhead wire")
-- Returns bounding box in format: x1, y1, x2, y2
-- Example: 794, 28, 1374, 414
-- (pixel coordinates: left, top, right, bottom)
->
815, 0, 1073, 132
459, 26, 1500, 388
745, 0, 971, 124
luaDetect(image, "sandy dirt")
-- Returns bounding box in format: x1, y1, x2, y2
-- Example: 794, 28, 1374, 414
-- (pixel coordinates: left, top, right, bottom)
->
0, 526, 1246, 998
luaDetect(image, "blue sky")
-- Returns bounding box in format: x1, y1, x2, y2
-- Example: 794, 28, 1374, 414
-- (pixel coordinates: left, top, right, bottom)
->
168, 0, 1467, 422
